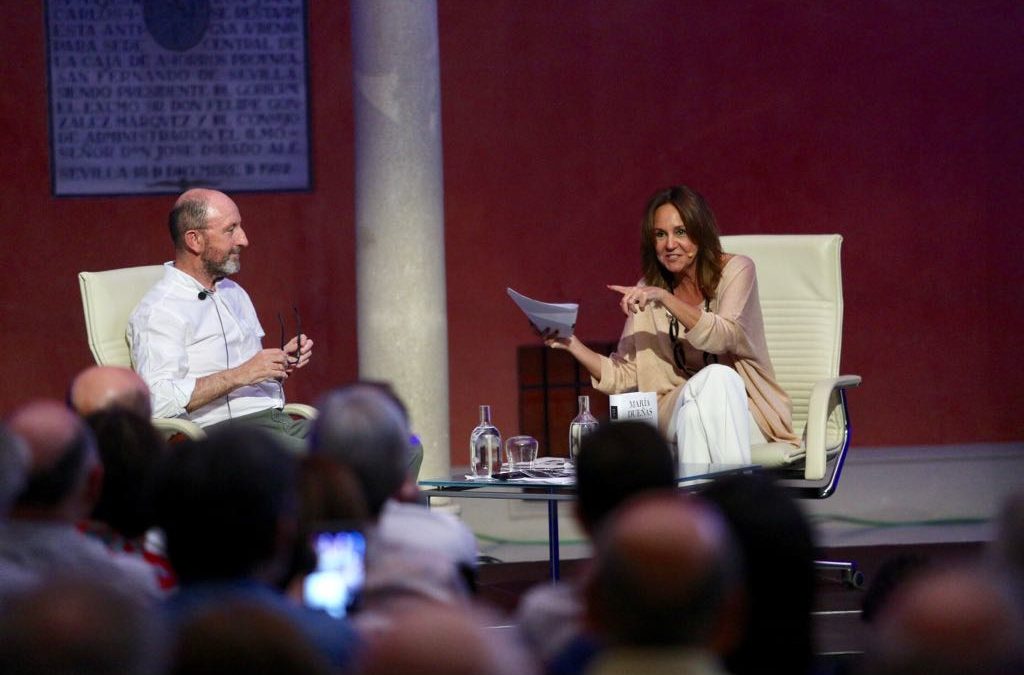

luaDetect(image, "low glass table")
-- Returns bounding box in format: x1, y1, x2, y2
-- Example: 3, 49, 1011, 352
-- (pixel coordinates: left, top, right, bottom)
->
419, 461, 758, 581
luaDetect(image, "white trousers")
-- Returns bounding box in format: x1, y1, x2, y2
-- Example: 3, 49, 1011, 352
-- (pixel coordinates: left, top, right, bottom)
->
670, 364, 762, 465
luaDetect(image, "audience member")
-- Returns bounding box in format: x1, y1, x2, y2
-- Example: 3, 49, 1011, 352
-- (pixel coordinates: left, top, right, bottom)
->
0, 400, 159, 600
69, 364, 153, 418
861, 565, 1024, 675
990, 489, 1024, 613
150, 426, 359, 670
0, 575, 167, 675
278, 453, 370, 603
517, 421, 675, 664
311, 383, 478, 614
0, 423, 28, 517
860, 553, 932, 625
169, 600, 334, 675
361, 379, 425, 484
81, 408, 175, 590
359, 598, 537, 675
700, 472, 816, 675
581, 492, 743, 675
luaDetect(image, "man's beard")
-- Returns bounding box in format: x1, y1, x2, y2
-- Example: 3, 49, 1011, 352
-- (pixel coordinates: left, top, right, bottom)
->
202, 249, 241, 280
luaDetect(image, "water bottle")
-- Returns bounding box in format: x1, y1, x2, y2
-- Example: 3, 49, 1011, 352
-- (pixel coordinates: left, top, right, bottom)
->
569, 395, 599, 464
470, 405, 501, 477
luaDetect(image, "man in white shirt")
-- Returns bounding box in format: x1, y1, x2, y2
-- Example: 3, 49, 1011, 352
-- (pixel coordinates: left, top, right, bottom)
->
128, 188, 313, 452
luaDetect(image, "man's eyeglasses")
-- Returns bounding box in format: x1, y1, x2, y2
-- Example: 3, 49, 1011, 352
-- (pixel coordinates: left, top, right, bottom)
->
278, 307, 302, 365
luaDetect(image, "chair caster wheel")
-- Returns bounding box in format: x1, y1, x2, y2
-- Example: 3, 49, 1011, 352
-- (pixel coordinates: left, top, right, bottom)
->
842, 569, 866, 589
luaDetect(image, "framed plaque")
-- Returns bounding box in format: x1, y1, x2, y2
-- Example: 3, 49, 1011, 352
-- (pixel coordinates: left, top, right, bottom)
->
46, 0, 312, 196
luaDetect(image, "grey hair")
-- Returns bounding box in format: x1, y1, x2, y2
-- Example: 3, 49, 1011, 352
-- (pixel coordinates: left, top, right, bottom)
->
310, 384, 411, 518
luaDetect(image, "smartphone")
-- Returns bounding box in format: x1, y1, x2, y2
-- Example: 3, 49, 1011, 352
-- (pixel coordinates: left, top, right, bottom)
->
302, 524, 366, 618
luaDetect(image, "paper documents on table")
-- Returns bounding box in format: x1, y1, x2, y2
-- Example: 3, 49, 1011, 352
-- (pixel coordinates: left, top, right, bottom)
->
507, 288, 579, 338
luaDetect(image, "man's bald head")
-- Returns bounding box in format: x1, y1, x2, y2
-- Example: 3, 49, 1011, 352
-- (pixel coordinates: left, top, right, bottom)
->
360, 601, 534, 675
6, 400, 100, 518
865, 566, 1024, 675
586, 492, 741, 649
70, 365, 151, 418
168, 188, 236, 251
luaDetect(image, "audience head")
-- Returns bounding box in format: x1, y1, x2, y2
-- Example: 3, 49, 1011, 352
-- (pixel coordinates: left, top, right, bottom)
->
69, 365, 152, 418
84, 408, 167, 539
991, 490, 1024, 601
169, 601, 333, 675
863, 565, 1024, 675
277, 454, 370, 592
700, 473, 816, 674
151, 426, 298, 585
359, 599, 537, 675
575, 420, 675, 535
351, 379, 425, 495
585, 492, 742, 651
861, 553, 932, 624
0, 576, 167, 675
0, 423, 29, 516
310, 383, 410, 518
6, 399, 102, 521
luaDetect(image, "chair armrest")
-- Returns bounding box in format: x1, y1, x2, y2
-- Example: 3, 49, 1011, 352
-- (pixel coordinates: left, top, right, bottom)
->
152, 417, 206, 441
283, 403, 318, 420
804, 374, 862, 480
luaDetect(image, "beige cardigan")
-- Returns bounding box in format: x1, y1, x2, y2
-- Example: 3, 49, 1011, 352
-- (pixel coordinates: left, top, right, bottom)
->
593, 255, 799, 446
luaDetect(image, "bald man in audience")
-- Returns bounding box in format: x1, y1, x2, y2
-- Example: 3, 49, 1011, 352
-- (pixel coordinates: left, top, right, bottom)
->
517, 421, 676, 664
69, 365, 152, 418
0, 576, 167, 675
359, 600, 537, 675
0, 400, 159, 600
862, 565, 1024, 675
581, 492, 743, 675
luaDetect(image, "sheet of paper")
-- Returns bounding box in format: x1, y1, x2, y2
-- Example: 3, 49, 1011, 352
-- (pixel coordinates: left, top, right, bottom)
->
507, 288, 579, 338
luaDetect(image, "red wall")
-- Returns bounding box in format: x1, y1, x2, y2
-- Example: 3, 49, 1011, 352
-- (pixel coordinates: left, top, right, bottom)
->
2, 1, 1022, 457
0, 1, 358, 417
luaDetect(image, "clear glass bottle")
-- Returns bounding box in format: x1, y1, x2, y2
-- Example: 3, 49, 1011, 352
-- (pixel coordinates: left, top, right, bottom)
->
470, 405, 502, 477
569, 395, 599, 464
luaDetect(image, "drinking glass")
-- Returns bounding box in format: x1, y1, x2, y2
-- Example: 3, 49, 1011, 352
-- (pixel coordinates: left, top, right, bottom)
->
504, 435, 538, 470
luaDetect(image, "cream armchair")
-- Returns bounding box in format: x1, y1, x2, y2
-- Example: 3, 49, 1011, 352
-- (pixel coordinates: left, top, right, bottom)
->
78, 265, 316, 440
720, 234, 861, 495
722, 234, 862, 587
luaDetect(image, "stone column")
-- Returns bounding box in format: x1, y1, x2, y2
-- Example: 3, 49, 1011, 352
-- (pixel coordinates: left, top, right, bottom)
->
351, 0, 449, 478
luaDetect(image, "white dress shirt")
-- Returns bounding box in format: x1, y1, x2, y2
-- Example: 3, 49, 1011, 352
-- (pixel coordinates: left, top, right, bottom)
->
128, 262, 284, 427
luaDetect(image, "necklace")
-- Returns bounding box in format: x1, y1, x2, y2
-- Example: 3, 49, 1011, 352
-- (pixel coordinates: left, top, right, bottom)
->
667, 298, 718, 376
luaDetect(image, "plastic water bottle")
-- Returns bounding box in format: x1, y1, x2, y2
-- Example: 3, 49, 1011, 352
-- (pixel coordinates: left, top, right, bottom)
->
569, 395, 599, 464
470, 405, 501, 477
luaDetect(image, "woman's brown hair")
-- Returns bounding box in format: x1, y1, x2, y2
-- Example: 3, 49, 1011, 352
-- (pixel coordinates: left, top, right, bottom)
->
640, 185, 724, 299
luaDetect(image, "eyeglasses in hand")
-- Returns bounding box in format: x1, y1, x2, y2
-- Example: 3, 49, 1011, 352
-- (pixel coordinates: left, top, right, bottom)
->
278, 307, 302, 365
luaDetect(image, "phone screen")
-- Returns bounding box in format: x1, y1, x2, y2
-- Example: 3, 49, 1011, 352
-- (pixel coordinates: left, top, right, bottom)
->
302, 528, 366, 618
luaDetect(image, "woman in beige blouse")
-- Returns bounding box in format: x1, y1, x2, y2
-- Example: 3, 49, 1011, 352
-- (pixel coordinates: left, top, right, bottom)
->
545, 185, 799, 463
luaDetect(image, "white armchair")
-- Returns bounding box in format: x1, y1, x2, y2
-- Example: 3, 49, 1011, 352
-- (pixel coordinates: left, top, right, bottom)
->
720, 234, 861, 495
721, 234, 863, 587
78, 265, 316, 440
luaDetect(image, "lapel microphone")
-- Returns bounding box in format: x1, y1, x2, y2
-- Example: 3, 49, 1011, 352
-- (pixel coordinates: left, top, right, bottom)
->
198, 289, 213, 300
